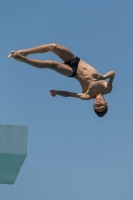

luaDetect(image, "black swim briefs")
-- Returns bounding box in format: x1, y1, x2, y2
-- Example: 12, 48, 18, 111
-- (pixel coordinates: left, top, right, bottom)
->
64, 57, 80, 77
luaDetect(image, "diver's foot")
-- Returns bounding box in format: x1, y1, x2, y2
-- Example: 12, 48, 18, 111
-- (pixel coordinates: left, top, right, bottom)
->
8, 50, 27, 58
8, 51, 25, 62
8, 51, 15, 58
15, 50, 28, 57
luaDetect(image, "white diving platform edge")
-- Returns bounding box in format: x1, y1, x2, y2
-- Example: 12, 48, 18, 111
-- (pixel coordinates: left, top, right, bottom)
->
0, 124, 28, 184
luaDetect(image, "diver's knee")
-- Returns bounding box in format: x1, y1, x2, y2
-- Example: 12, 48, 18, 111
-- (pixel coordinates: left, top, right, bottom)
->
50, 43, 58, 50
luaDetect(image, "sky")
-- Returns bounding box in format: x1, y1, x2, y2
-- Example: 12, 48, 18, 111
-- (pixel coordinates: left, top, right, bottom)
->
0, 0, 133, 199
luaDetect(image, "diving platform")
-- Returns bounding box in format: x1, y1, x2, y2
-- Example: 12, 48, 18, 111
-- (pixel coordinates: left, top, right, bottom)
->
0, 125, 28, 184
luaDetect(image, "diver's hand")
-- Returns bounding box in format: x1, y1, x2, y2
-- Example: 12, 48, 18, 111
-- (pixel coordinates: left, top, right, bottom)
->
49, 90, 57, 97
92, 73, 104, 81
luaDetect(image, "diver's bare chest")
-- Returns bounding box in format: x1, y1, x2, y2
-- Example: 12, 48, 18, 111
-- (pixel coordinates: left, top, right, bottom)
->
88, 81, 106, 96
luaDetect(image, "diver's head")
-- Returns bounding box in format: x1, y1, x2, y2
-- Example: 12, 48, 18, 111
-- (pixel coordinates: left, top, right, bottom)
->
93, 93, 108, 117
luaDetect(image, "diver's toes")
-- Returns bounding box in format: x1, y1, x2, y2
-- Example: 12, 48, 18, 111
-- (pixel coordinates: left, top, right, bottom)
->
8, 53, 12, 58
8, 51, 16, 58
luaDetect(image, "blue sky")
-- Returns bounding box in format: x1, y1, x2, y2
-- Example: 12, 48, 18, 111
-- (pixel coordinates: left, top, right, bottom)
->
0, 0, 133, 199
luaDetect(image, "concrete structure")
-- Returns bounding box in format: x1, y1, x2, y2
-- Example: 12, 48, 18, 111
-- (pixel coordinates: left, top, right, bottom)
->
0, 125, 28, 184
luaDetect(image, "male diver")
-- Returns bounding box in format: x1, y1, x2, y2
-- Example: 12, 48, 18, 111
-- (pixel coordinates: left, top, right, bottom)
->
8, 43, 115, 117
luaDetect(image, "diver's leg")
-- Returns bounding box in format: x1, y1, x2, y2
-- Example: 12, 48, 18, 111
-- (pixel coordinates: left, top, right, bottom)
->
11, 54, 73, 76
9, 43, 76, 62
50, 43, 76, 62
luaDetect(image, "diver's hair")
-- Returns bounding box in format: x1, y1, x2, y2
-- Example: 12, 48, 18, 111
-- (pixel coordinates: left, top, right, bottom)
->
94, 107, 108, 117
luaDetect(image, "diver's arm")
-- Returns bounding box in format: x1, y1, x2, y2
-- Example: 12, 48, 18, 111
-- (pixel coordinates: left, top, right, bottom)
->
49, 90, 91, 100
104, 71, 115, 93
92, 71, 115, 81
103, 71, 115, 80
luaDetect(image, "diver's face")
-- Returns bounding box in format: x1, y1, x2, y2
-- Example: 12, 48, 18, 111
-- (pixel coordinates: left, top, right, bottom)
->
94, 94, 108, 112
